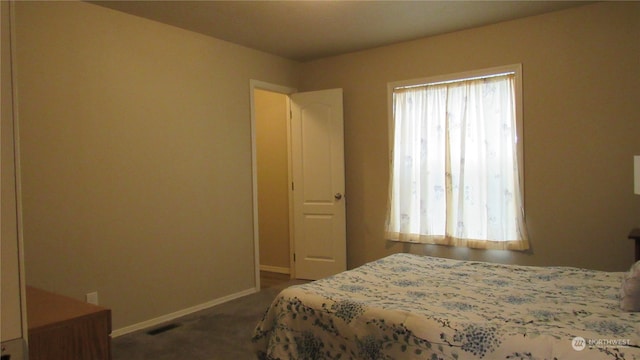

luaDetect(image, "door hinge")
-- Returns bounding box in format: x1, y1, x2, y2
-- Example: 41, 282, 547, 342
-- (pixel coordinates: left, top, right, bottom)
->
291, 182, 295, 191
293, 253, 296, 262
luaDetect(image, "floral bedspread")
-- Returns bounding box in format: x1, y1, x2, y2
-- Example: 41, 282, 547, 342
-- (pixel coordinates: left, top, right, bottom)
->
253, 253, 640, 359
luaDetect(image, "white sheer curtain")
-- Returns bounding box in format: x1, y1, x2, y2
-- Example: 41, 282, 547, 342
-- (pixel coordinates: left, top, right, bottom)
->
386, 74, 529, 250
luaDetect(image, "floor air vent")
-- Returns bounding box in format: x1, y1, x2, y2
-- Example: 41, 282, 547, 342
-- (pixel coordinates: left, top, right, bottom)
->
147, 323, 180, 336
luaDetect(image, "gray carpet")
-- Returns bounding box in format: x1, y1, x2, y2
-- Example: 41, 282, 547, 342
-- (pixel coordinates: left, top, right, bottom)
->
112, 280, 307, 360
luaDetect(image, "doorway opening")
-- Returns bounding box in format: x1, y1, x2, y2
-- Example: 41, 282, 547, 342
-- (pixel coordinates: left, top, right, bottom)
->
250, 80, 296, 290
251, 81, 347, 288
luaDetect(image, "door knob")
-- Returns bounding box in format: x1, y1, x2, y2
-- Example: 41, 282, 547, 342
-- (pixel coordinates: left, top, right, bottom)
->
334, 193, 343, 200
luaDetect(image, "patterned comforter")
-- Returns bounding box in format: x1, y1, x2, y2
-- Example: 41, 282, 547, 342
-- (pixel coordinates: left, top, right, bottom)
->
253, 253, 640, 359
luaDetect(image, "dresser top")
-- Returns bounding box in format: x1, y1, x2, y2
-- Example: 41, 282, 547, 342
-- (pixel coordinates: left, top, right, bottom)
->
26, 286, 110, 331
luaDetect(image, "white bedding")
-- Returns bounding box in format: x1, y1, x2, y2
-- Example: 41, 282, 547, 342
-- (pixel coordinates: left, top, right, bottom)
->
253, 253, 640, 359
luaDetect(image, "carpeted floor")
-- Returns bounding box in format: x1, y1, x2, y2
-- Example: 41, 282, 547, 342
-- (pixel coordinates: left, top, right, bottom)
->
112, 279, 307, 360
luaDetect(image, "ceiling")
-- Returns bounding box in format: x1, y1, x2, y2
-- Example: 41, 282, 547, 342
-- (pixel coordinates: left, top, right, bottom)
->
90, 1, 591, 62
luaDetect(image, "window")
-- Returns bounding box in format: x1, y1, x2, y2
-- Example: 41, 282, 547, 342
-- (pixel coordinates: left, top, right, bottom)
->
385, 65, 529, 250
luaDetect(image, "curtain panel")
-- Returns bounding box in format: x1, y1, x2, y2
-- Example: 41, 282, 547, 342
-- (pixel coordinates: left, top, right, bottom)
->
385, 74, 529, 251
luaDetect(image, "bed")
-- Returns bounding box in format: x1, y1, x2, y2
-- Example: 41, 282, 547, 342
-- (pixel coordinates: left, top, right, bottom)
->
252, 253, 640, 359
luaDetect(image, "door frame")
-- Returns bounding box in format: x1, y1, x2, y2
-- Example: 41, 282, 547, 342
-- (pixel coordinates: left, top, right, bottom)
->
249, 79, 297, 290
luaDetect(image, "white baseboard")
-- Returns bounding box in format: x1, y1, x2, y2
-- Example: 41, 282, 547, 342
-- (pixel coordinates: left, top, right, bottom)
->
259, 265, 290, 274
111, 287, 257, 338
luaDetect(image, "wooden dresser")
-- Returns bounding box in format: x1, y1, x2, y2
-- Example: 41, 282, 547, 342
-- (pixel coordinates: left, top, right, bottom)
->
26, 286, 112, 360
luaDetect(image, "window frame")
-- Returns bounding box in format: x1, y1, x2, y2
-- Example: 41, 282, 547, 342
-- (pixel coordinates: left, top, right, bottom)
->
387, 64, 530, 250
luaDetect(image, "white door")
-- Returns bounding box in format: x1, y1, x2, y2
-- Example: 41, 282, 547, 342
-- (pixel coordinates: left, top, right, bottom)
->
290, 88, 346, 280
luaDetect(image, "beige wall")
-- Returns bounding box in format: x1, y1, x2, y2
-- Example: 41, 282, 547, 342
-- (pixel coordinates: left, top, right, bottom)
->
300, 2, 640, 271
13, 0, 640, 335
14, 1, 298, 330
255, 89, 290, 270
